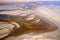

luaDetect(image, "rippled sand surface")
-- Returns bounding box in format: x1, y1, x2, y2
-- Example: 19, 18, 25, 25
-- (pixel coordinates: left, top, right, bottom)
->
0, 23, 59, 40
0, 6, 60, 40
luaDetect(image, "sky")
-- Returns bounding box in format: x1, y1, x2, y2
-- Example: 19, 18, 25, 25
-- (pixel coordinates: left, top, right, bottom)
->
0, 0, 60, 6
0, 0, 60, 2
